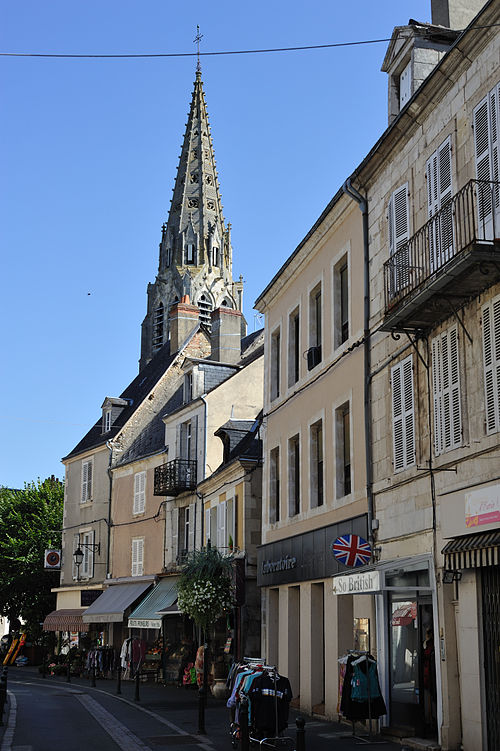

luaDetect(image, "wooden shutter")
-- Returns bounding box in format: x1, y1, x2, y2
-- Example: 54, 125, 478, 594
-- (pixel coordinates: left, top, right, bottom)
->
134, 472, 146, 514
132, 538, 143, 576
483, 295, 500, 434
473, 87, 500, 239
81, 460, 92, 503
391, 355, 415, 471
82, 530, 94, 578
388, 184, 410, 295
172, 507, 179, 562
217, 501, 227, 549
188, 502, 196, 551
72, 533, 80, 580
432, 326, 462, 455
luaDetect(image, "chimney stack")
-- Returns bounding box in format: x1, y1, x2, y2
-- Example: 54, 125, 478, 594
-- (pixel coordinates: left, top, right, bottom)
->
431, 0, 484, 30
210, 307, 243, 364
169, 296, 200, 353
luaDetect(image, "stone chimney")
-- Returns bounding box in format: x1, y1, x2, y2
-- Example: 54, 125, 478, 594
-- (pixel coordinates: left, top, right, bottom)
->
210, 307, 243, 364
169, 295, 200, 353
431, 0, 485, 30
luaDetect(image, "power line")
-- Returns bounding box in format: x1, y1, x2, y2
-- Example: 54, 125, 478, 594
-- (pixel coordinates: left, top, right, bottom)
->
1, 25, 498, 60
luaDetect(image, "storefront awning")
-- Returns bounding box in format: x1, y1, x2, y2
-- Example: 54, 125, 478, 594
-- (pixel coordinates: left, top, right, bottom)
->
442, 530, 500, 570
43, 609, 89, 632
82, 581, 152, 623
128, 576, 179, 629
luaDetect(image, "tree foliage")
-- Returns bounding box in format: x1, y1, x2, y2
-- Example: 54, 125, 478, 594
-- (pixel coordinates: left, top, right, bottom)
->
0, 477, 64, 638
177, 546, 235, 632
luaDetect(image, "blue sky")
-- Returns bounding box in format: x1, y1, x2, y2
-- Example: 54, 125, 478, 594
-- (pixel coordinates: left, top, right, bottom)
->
0, 0, 431, 488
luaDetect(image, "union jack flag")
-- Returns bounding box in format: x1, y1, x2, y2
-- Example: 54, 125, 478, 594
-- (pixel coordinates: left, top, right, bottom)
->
331, 534, 371, 567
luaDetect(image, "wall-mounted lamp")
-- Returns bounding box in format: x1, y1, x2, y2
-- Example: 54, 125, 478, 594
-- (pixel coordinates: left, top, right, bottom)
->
73, 541, 101, 580
443, 569, 462, 584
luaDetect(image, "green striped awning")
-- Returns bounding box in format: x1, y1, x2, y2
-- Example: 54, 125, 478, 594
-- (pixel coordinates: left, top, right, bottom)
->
128, 577, 179, 629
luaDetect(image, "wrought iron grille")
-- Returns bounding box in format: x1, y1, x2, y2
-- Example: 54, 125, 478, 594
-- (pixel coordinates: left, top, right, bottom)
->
154, 459, 197, 496
384, 179, 500, 311
482, 565, 500, 751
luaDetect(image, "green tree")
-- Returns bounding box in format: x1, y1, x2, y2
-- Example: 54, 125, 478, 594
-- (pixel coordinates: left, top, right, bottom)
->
0, 477, 64, 638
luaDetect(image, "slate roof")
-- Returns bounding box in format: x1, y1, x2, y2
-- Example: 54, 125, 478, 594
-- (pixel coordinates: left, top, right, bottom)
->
214, 412, 263, 467
63, 340, 178, 461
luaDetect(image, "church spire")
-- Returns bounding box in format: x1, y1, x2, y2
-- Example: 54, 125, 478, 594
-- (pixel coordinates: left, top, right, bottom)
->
139, 67, 244, 371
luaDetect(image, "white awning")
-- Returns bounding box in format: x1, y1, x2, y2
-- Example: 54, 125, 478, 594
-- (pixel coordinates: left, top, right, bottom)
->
82, 581, 152, 623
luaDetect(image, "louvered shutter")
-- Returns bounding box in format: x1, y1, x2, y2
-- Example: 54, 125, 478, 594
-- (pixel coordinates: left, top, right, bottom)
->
388, 184, 410, 295
134, 472, 146, 514
72, 533, 80, 580
483, 295, 500, 434
188, 503, 196, 551
172, 507, 179, 562
431, 336, 443, 455
82, 530, 94, 578
438, 137, 453, 262
448, 327, 462, 448
427, 150, 439, 271
217, 501, 227, 549
491, 84, 500, 226
132, 539, 138, 576
433, 326, 462, 454
132, 538, 144, 576
81, 460, 92, 503
391, 355, 415, 471
473, 89, 500, 240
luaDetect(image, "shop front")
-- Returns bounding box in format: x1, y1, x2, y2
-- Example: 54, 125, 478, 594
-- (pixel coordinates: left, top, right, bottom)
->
257, 515, 374, 718
332, 553, 439, 739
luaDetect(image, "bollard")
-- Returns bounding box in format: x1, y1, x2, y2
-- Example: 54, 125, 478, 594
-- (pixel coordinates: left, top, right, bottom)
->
91, 663, 96, 688
134, 669, 140, 702
197, 685, 206, 734
116, 666, 122, 695
239, 696, 250, 751
0, 673, 6, 726
295, 716, 306, 751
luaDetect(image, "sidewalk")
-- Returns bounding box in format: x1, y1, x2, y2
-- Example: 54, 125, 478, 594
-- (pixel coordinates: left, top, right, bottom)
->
3, 665, 405, 750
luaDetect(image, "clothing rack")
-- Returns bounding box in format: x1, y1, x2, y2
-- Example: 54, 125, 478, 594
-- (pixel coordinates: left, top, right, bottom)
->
339, 650, 386, 746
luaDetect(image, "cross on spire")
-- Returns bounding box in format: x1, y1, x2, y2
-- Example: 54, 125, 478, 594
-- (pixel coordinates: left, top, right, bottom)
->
194, 25, 203, 73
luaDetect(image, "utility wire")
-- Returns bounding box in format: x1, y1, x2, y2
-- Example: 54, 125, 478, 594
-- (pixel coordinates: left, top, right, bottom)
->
1, 25, 498, 60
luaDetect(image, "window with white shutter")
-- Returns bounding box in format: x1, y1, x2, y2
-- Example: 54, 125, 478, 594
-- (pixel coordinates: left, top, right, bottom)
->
227, 498, 235, 548
81, 530, 95, 579
81, 459, 93, 503
132, 538, 144, 576
72, 533, 80, 580
172, 507, 179, 562
133, 471, 146, 515
391, 355, 416, 472
426, 137, 453, 270
431, 326, 462, 455
217, 501, 227, 549
482, 294, 500, 434
188, 502, 196, 550
204, 507, 210, 546
474, 83, 500, 240
388, 184, 410, 297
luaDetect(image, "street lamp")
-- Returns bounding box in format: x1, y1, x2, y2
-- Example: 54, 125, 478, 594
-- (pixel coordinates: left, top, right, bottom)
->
73, 541, 100, 580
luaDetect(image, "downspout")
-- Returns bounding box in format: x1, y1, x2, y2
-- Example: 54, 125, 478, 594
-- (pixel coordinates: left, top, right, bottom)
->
105, 440, 114, 578
199, 394, 209, 547
342, 178, 374, 553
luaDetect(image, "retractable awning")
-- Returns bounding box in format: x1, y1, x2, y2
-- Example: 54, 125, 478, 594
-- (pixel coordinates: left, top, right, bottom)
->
43, 609, 89, 632
442, 530, 500, 570
128, 577, 179, 629
82, 581, 152, 623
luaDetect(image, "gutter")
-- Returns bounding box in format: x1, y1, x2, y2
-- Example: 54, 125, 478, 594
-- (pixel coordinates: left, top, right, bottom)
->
342, 179, 375, 554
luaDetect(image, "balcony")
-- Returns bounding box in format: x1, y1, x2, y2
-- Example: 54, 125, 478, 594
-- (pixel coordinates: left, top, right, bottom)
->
382, 180, 500, 332
154, 459, 197, 496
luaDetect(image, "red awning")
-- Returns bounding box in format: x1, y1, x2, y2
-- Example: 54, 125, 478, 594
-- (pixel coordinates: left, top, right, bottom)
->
43, 609, 89, 632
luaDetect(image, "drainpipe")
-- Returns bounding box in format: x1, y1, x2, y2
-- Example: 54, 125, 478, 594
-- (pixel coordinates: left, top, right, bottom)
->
105, 440, 114, 578
342, 178, 375, 553
199, 394, 209, 547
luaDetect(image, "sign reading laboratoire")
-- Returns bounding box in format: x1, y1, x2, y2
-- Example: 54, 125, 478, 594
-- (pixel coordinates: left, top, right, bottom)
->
465, 484, 500, 528
332, 570, 381, 595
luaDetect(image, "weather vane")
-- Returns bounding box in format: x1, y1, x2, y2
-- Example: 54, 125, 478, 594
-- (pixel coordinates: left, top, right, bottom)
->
194, 25, 203, 73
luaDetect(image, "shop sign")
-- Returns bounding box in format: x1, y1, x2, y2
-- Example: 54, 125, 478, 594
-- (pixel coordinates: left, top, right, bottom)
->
332, 569, 381, 595
465, 484, 500, 528
128, 618, 161, 629
261, 555, 297, 576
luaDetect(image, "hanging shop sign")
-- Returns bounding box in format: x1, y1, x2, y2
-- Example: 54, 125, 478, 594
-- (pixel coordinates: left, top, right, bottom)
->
44, 549, 61, 570
331, 534, 371, 567
332, 569, 381, 595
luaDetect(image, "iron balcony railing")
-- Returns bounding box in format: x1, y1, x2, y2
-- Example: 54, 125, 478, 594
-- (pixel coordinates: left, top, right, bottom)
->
154, 458, 197, 496
384, 179, 500, 311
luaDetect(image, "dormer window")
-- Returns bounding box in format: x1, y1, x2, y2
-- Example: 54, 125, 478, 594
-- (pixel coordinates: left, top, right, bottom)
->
104, 409, 112, 433
399, 61, 412, 109
184, 371, 193, 403
101, 396, 129, 435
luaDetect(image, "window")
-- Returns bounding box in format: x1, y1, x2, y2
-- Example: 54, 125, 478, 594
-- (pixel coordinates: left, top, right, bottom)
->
426, 137, 453, 270
186, 243, 196, 265
217, 500, 227, 549
482, 294, 500, 434
473, 82, 500, 240
81, 530, 95, 579
153, 303, 164, 352
269, 446, 280, 523
184, 372, 193, 403
212, 246, 219, 266
431, 326, 462, 454
334, 256, 349, 348
288, 434, 300, 516
179, 503, 195, 554
81, 459, 93, 504
388, 183, 410, 297
103, 409, 112, 433
391, 355, 416, 472
205, 498, 235, 549
308, 284, 322, 369
399, 61, 411, 109
271, 328, 281, 401
310, 420, 324, 508
178, 418, 197, 462
288, 308, 300, 387
133, 471, 146, 515
131, 538, 144, 576
335, 404, 351, 498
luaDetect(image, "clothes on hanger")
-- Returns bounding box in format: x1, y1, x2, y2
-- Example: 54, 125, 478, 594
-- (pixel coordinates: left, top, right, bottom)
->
339, 652, 386, 721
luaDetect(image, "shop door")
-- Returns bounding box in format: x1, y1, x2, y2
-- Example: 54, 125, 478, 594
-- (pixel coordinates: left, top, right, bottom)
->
389, 597, 436, 736
482, 565, 500, 751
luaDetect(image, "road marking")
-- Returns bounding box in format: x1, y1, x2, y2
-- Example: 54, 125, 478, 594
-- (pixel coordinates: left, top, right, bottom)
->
1, 691, 17, 751
75, 693, 152, 751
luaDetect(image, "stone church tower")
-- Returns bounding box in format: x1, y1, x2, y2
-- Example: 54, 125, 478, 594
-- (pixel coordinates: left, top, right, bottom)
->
139, 69, 244, 370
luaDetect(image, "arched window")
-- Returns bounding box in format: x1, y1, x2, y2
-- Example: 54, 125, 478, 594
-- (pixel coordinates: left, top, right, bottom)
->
152, 303, 164, 352
197, 294, 213, 329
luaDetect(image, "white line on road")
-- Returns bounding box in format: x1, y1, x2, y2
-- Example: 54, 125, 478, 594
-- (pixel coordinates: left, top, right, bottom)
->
75, 693, 152, 751
1, 691, 17, 751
